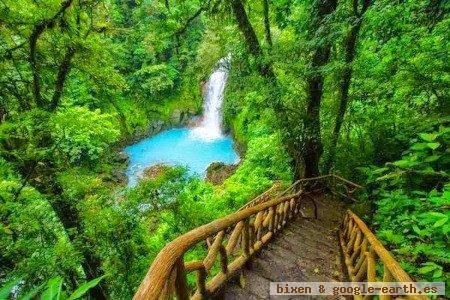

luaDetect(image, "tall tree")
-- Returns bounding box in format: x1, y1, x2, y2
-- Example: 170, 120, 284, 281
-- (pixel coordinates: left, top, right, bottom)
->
303, 0, 338, 177
0, 1, 118, 298
28, 0, 73, 108
262, 0, 273, 48
230, 0, 275, 79
323, 0, 372, 173
49, 45, 76, 110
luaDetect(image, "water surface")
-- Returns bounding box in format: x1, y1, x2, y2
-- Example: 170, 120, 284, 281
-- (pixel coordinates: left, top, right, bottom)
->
125, 128, 239, 186
125, 56, 238, 187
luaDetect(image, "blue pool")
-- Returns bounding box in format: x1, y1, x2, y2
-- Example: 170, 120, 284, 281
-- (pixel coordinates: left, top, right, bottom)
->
124, 128, 239, 186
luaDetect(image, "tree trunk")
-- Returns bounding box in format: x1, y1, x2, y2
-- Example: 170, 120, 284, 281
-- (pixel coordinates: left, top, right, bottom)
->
49, 46, 76, 111
262, 0, 273, 48
304, 49, 329, 178
51, 194, 108, 299
231, 0, 275, 79
323, 0, 371, 173
302, 0, 338, 178
29, 23, 46, 108
109, 98, 129, 134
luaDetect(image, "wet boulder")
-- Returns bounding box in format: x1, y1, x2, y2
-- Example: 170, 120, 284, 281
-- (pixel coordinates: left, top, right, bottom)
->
113, 151, 129, 164
140, 164, 168, 181
206, 162, 238, 185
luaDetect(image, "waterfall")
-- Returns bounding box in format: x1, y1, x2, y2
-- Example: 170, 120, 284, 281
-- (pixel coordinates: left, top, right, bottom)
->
190, 56, 230, 140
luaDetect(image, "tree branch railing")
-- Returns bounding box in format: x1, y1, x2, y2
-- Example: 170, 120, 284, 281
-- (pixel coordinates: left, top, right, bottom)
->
133, 175, 362, 299
340, 210, 429, 300
133, 186, 318, 300
134, 175, 426, 299
240, 174, 362, 214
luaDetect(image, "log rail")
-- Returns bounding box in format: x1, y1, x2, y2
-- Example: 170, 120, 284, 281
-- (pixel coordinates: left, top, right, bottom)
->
133, 174, 428, 300
133, 189, 308, 300
340, 211, 429, 300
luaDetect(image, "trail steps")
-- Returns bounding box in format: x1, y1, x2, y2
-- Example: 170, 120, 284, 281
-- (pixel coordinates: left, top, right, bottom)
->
216, 196, 346, 299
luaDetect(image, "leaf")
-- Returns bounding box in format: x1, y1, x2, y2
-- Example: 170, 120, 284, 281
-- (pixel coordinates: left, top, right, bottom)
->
424, 155, 441, 162
19, 283, 45, 300
433, 216, 448, 228
410, 142, 428, 151
417, 265, 436, 274
419, 133, 438, 142
2, 226, 13, 235
372, 167, 388, 174
412, 225, 423, 236
426, 142, 440, 150
0, 279, 21, 300
393, 159, 413, 168
423, 212, 446, 218
433, 269, 443, 278
67, 276, 105, 300
41, 277, 63, 300
376, 170, 405, 180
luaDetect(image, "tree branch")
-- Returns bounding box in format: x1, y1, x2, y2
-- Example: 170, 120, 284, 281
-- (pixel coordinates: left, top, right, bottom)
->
174, 0, 212, 37
262, 0, 273, 48
49, 45, 76, 110
29, 0, 73, 108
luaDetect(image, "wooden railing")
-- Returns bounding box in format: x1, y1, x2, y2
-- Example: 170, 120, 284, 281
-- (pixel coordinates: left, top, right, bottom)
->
133, 187, 315, 300
134, 174, 426, 300
133, 175, 358, 299
237, 180, 283, 211
340, 211, 429, 300
240, 174, 362, 217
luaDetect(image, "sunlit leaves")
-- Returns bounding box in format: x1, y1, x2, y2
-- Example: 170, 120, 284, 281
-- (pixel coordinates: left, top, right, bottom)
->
51, 107, 120, 163
130, 64, 179, 98
367, 126, 449, 286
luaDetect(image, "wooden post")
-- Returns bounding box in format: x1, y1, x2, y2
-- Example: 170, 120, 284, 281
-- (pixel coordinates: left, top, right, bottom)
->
242, 219, 250, 257
277, 203, 284, 228
197, 266, 207, 297
380, 265, 392, 300
366, 251, 376, 282
219, 245, 228, 274
269, 207, 275, 232
174, 258, 189, 300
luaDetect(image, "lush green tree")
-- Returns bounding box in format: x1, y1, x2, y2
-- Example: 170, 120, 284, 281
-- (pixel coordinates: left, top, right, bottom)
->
1, 0, 448, 297
51, 107, 120, 164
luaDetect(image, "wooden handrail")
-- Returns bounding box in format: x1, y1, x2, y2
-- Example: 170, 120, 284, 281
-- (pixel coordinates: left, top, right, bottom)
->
134, 174, 427, 300
243, 174, 362, 209
134, 189, 306, 299
340, 210, 429, 300
238, 180, 283, 211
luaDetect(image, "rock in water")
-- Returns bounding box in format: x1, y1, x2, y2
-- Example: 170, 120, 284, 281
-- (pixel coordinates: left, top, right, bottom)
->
114, 151, 129, 164
206, 162, 238, 185
140, 164, 168, 181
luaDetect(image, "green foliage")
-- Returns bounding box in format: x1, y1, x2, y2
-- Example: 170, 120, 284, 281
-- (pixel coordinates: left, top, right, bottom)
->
367, 123, 449, 190
51, 107, 120, 164
0, 276, 105, 300
66, 276, 105, 300
130, 64, 179, 99
1, 0, 448, 298
363, 125, 450, 288
322, 0, 449, 179
0, 158, 82, 292
0, 0, 205, 296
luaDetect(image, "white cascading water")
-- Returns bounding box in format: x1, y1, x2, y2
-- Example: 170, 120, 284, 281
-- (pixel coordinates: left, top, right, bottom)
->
190, 56, 230, 140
